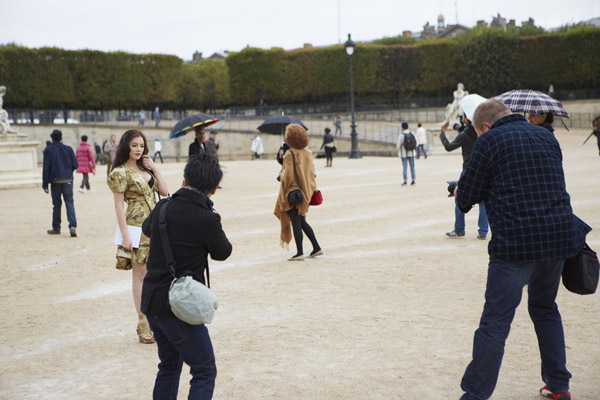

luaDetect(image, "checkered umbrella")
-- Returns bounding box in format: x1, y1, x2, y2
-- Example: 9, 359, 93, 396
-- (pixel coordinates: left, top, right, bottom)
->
495, 89, 569, 118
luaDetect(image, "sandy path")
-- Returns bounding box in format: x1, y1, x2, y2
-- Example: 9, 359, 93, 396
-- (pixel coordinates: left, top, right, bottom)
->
0, 128, 599, 399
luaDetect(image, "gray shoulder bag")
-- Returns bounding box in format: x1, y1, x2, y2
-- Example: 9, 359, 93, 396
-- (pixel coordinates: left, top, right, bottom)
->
158, 199, 218, 325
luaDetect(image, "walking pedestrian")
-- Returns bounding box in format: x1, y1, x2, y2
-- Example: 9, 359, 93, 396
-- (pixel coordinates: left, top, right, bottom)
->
396, 122, 416, 186
415, 123, 428, 159
42, 129, 78, 237
333, 113, 342, 136
153, 138, 163, 163
75, 135, 96, 193
274, 124, 323, 261
108, 129, 169, 344
251, 134, 263, 159
142, 152, 231, 399
104, 135, 118, 177
204, 130, 219, 160
153, 107, 160, 127
456, 100, 591, 400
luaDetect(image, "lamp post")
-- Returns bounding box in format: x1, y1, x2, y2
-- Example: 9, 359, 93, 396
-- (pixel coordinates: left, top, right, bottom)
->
345, 33, 362, 159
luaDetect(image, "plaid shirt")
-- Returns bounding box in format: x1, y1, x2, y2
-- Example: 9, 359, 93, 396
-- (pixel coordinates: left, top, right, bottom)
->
457, 114, 591, 262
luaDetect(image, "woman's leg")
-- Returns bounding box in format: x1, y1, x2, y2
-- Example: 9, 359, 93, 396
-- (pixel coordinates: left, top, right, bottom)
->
287, 208, 304, 256
132, 262, 154, 343
300, 215, 321, 254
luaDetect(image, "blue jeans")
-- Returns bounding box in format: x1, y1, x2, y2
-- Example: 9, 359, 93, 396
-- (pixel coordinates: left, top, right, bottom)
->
455, 201, 488, 235
50, 181, 77, 231
460, 258, 570, 400
148, 317, 217, 400
401, 157, 415, 182
416, 144, 427, 159
455, 170, 488, 235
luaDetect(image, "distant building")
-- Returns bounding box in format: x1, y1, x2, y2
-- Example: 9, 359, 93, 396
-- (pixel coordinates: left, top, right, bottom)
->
491, 13, 507, 30
418, 14, 470, 38
187, 50, 229, 64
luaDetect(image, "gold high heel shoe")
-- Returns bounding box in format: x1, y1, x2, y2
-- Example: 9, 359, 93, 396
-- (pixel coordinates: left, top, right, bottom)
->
137, 316, 155, 344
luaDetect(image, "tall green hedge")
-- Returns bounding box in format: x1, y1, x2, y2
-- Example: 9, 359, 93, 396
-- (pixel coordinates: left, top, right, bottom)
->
0, 27, 598, 111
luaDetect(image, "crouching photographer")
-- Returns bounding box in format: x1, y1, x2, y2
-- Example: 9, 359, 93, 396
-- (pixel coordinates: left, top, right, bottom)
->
141, 152, 232, 399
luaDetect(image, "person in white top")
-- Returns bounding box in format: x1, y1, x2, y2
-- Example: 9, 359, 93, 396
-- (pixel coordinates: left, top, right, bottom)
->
415, 123, 428, 159
251, 134, 264, 159
153, 139, 163, 163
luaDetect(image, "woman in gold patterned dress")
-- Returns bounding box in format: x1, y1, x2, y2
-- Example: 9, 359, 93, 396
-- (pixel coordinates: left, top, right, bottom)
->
108, 129, 168, 343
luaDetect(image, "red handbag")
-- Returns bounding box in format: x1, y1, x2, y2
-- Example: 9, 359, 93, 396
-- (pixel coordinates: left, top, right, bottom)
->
310, 190, 323, 206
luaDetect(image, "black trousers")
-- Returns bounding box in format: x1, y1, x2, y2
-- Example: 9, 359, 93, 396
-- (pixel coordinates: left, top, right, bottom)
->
325, 147, 334, 161
286, 208, 320, 255
80, 173, 90, 190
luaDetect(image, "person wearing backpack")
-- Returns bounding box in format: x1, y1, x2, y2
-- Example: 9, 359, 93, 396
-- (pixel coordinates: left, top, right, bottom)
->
396, 122, 417, 186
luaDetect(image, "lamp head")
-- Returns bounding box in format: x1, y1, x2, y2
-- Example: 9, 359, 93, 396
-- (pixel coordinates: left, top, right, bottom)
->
344, 33, 355, 56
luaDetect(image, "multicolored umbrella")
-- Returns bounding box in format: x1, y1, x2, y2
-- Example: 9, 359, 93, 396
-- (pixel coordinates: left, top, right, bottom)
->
495, 89, 569, 118
169, 113, 220, 139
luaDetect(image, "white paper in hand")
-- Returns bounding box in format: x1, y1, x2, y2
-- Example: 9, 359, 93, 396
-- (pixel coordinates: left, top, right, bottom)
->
114, 225, 142, 248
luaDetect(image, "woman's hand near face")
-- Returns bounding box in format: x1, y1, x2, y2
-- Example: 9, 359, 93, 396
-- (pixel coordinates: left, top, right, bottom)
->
141, 155, 156, 171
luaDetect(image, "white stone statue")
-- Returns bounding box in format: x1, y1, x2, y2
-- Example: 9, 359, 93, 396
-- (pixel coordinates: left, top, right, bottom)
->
444, 83, 469, 123
0, 86, 17, 136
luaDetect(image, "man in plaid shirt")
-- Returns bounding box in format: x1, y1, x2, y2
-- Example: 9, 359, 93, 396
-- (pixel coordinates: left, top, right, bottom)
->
456, 100, 591, 400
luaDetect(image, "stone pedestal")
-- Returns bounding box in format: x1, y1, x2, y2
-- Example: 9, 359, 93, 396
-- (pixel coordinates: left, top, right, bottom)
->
0, 133, 41, 189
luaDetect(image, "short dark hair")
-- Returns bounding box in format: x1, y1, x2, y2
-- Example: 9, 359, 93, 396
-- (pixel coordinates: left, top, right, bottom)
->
81, 135, 88, 142
184, 152, 223, 194
401, 122, 409, 130
417, 123, 422, 128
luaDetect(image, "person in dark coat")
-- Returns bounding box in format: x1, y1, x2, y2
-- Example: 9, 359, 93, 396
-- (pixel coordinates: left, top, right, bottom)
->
320, 127, 335, 167
42, 129, 79, 237
440, 113, 488, 239
188, 126, 205, 158
141, 152, 232, 399
456, 100, 591, 400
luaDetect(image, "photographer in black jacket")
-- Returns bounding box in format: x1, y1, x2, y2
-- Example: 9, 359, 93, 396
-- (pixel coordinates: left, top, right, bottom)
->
440, 94, 489, 239
141, 153, 232, 399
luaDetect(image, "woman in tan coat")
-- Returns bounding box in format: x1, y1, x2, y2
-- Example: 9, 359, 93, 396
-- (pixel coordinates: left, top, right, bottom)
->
274, 124, 323, 261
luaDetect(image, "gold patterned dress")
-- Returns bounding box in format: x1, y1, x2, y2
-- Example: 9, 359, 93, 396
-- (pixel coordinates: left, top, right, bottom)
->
108, 165, 158, 270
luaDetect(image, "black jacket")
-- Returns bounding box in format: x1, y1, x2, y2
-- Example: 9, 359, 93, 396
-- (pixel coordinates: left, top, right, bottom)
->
42, 142, 78, 190
439, 124, 478, 171
188, 139, 204, 158
141, 187, 232, 318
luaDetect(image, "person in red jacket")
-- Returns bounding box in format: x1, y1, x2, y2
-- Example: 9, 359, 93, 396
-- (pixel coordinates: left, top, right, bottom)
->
75, 135, 96, 193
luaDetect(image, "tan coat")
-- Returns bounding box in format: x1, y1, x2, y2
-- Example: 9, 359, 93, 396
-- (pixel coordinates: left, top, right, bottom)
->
274, 147, 317, 246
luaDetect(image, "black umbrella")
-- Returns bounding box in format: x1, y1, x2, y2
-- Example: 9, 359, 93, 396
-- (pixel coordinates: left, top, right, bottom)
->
257, 115, 308, 135
169, 113, 220, 139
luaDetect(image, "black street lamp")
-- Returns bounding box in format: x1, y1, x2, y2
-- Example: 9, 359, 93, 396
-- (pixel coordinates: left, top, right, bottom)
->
345, 33, 362, 159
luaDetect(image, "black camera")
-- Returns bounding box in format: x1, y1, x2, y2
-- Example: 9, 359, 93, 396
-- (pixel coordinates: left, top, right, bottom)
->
453, 114, 465, 132
446, 180, 458, 197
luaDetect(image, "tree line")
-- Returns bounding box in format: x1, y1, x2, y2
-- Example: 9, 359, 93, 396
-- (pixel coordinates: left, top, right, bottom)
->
0, 25, 598, 111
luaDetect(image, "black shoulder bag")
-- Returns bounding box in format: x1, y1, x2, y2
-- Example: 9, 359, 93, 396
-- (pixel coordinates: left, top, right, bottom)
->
287, 150, 303, 206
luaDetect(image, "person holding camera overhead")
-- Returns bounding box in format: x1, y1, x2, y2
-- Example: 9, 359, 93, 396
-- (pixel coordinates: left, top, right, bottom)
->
274, 124, 323, 261
440, 94, 489, 239
108, 129, 168, 344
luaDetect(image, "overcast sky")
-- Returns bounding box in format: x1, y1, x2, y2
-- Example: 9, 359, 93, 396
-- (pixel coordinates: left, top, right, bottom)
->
2, 0, 598, 61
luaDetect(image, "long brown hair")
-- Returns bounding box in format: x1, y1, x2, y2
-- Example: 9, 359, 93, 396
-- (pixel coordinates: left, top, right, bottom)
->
111, 129, 149, 172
